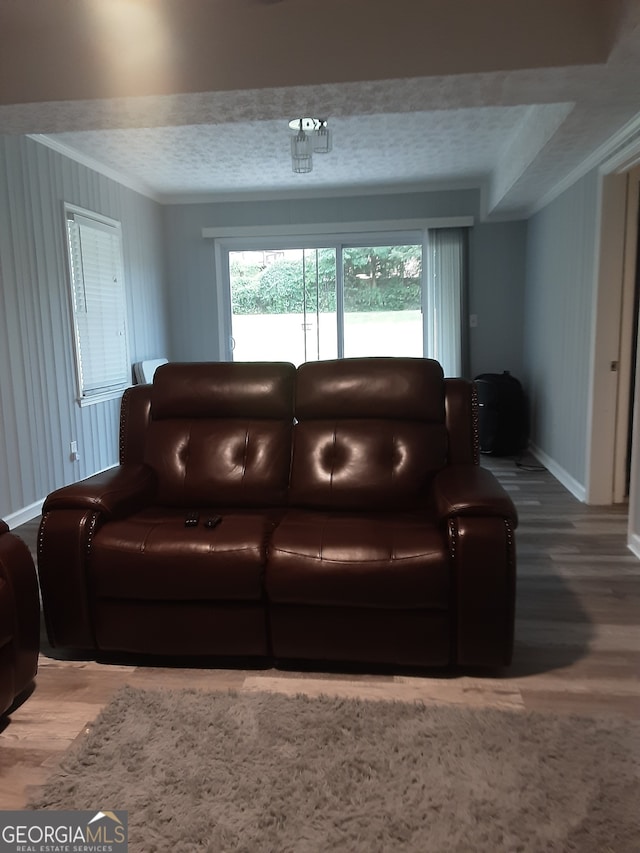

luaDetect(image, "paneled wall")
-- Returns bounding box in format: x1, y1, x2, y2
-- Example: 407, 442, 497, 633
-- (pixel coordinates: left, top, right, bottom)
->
0, 135, 169, 521
469, 220, 527, 377
522, 170, 600, 493
163, 190, 527, 377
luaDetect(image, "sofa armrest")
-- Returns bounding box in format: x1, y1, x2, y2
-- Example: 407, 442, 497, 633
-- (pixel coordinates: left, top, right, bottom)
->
431, 465, 517, 667
0, 523, 40, 711
431, 465, 518, 527
42, 464, 156, 519
38, 465, 155, 651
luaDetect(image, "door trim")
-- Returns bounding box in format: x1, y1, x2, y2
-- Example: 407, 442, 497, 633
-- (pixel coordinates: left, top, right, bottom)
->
613, 167, 640, 502
203, 217, 473, 240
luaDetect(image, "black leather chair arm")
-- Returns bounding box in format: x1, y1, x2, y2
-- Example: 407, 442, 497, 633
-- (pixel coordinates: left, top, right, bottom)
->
0, 521, 40, 712
431, 465, 518, 527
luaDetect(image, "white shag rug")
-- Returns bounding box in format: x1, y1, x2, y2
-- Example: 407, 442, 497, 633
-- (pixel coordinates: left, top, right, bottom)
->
29, 686, 640, 852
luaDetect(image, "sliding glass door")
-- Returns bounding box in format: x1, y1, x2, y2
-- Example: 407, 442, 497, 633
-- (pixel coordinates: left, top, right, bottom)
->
342, 244, 422, 358
229, 248, 337, 364
223, 229, 466, 374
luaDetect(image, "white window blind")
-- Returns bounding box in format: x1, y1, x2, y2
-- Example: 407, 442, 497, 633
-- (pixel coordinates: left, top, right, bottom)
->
65, 208, 129, 402
424, 228, 467, 377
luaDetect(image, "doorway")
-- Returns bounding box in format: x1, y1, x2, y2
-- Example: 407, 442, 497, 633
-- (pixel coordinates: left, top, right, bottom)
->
613, 168, 640, 504
228, 241, 425, 365
229, 247, 338, 363
590, 157, 640, 557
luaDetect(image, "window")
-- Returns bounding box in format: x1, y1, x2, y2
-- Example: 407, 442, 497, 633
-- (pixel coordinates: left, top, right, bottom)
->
64, 205, 130, 405
219, 226, 468, 376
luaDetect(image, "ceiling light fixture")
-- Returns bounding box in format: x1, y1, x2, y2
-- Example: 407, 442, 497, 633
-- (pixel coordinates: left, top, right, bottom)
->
289, 118, 332, 174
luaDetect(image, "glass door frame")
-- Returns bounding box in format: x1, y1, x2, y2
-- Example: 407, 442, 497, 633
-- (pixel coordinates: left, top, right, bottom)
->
214, 228, 428, 362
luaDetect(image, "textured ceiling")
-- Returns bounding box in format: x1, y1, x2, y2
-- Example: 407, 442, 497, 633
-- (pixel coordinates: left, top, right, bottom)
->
46, 106, 536, 198
3, 0, 640, 218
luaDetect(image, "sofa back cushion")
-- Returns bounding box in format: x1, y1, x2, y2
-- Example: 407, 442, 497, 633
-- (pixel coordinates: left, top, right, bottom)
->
144, 362, 295, 507
290, 358, 447, 510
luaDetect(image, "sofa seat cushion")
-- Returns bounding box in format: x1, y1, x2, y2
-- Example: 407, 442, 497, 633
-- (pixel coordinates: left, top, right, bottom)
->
266, 510, 449, 609
90, 508, 280, 601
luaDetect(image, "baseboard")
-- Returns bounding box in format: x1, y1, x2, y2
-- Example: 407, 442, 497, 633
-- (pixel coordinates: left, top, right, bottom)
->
528, 443, 587, 503
4, 500, 44, 529
628, 532, 640, 560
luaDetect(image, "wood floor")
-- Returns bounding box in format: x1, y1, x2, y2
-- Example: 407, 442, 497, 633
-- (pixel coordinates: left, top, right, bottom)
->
1, 454, 638, 809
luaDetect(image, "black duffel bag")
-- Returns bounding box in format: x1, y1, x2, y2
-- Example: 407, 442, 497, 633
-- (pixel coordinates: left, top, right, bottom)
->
474, 371, 528, 456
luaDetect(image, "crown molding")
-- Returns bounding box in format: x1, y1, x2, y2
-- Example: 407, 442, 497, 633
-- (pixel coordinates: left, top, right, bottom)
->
28, 134, 162, 202
526, 109, 640, 217
25, 134, 488, 209
156, 179, 483, 206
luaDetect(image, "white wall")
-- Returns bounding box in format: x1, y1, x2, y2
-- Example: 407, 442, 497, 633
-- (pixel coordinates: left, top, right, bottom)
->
469, 220, 527, 377
523, 170, 600, 497
0, 135, 170, 523
163, 190, 527, 378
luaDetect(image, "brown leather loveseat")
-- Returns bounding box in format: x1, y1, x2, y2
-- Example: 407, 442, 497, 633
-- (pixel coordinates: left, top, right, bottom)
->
0, 520, 40, 715
37, 358, 517, 669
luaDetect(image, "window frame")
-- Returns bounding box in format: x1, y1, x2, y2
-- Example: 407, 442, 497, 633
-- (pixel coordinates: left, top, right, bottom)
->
209, 218, 471, 375
63, 203, 131, 407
